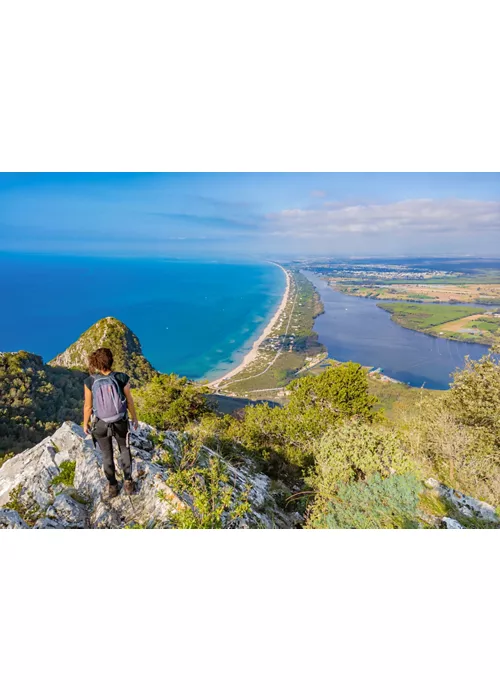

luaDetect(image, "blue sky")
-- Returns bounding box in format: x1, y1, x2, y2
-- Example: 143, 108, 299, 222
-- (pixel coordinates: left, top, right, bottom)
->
0, 173, 499, 257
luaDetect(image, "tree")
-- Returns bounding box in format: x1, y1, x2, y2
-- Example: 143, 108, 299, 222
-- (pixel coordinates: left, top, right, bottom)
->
227, 363, 381, 479
400, 344, 500, 506
286, 362, 379, 423
446, 346, 500, 439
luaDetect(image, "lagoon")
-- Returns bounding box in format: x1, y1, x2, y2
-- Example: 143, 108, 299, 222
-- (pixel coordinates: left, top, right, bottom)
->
302, 271, 488, 390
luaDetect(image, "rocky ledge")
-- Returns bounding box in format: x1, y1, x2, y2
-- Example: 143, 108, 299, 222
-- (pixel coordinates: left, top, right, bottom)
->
0, 422, 300, 529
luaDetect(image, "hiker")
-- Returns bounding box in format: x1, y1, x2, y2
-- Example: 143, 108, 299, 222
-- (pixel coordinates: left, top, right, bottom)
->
83, 347, 139, 498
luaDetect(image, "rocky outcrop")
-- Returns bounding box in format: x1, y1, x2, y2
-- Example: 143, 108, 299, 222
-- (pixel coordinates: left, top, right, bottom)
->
0, 421, 300, 529
49, 317, 157, 386
425, 478, 499, 525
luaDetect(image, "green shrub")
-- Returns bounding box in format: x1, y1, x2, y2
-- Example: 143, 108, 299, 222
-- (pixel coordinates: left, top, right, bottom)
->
135, 374, 212, 430
308, 473, 422, 529
216, 363, 381, 481
51, 460, 76, 487
5, 483, 41, 526
311, 421, 417, 491
163, 438, 250, 528
0, 452, 14, 468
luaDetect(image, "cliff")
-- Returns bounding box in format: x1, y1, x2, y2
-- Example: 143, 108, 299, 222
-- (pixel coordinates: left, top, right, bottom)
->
0, 421, 300, 529
49, 317, 157, 386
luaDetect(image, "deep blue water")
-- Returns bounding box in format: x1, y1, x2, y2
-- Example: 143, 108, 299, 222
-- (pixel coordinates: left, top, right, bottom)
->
303, 271, 490, 390
0, 254, 286, 380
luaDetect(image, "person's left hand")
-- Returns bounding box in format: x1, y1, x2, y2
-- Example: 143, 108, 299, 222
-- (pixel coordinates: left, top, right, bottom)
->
83, 424, 90, 435
132, 420, 139, 431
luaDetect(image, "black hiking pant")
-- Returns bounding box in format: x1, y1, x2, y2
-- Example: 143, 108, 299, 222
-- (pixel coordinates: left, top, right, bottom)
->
93, 418, 132, 485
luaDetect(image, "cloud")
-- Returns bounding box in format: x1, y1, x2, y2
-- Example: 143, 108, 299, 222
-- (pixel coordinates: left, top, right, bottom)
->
265, 198, 500, 242
311, 190, 327, 198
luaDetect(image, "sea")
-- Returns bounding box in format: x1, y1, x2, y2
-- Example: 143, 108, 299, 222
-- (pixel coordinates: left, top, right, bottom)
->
0, 253, 493, 390
0, 253, 286, 381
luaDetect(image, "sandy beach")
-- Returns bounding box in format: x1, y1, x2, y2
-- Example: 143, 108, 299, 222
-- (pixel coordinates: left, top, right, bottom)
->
207, 263, 290, 388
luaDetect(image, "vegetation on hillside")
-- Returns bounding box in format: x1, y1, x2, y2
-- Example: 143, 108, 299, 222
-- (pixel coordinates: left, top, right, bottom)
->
0, 352, 85, 454
49, 317, 157, 386
3, 320, 499, 528
134, 373, 211, 430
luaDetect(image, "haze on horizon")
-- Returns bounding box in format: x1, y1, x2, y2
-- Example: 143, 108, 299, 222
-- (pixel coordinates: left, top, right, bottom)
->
0, 173, 499, 258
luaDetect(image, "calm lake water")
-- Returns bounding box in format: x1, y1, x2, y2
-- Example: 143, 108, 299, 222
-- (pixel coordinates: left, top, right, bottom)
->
302, 271, 489, 390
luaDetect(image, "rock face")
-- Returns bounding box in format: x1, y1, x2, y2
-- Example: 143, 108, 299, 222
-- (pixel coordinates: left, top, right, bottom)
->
49, 317, 157, 386
0, 422, 300, 529
426, 478, 499, 524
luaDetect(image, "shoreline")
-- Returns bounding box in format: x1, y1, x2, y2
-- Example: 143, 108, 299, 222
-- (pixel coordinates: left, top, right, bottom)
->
206, 263, 290, 388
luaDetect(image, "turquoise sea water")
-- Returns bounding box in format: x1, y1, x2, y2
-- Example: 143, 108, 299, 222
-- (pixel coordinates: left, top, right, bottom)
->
0, 254, 286, 380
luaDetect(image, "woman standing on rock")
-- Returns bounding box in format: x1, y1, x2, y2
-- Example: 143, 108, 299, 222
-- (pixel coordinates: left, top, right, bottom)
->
83, 347, 139, 499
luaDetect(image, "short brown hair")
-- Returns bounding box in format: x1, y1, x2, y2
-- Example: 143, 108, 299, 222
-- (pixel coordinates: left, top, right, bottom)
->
88, 347, 113, 373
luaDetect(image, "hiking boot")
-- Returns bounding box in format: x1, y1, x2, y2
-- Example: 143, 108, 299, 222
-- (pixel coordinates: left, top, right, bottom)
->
107, 483, 119, 499
124, 480, 135, 495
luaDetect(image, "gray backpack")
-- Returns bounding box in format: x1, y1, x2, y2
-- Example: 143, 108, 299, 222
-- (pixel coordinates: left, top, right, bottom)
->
91, 373, 127, 423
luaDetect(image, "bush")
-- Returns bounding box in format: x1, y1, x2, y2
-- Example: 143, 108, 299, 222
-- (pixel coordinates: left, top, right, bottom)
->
308, 473, 422, 529
400, 345, 500, 507
307, 421, 420, 525
134, 373, 212, 430
0, 452, 14, 468
51, 460, 76, 487
217, 363, 381, 481
163, 435, 250, 528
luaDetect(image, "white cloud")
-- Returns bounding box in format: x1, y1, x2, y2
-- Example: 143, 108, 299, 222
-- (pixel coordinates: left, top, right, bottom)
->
265, 198, 500, 243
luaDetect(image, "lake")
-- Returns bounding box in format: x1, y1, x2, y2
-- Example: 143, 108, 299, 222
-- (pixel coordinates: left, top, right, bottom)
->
302, 271, 489, 390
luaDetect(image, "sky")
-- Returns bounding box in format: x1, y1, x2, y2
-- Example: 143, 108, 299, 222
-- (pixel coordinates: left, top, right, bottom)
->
0, 173, 499, 258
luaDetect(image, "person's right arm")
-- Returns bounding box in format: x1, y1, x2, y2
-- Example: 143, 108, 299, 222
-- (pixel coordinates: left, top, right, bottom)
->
83, 385, 93, 434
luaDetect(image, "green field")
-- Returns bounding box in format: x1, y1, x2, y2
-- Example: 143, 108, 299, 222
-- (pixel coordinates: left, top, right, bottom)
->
378, 302, 484, 331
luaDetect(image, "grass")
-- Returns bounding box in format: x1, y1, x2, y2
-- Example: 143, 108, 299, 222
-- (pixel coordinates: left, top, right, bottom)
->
419, 487, 499, 529
378, 302, 484, 331
367, 377, 435, 422
51, 460, 76, 487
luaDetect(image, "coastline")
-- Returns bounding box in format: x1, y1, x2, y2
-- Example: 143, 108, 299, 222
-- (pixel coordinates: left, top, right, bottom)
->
207, 263, 290, 388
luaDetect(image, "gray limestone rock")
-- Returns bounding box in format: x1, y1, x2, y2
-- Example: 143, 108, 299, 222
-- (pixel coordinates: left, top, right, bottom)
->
0, 508, 29, 529
0, 420, 301, 529
441, 517, 465, 530
425, 478, 499, 523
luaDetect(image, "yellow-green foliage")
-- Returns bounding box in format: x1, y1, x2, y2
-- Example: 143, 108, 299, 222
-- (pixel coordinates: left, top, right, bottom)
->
399, 345, 500, 507
212, 363, 381, 480
306, 421, 420, 527
163, 435, 250, 528
51, 460, 76, 487
5, 483, 41, 526
135, 373, 212, 431
50, 317, 157, 386
0, 452, 14, 468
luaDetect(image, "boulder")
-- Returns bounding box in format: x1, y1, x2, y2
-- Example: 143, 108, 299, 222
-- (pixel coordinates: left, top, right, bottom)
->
441, 517, 464, 530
